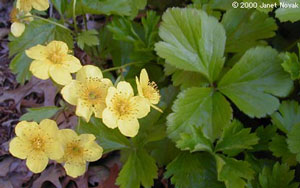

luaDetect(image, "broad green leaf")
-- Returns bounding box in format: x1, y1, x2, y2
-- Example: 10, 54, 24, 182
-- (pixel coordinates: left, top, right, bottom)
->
77, 30, 99, 49
221, 9, 277, 53
252, 125, 277, 151
281, 52, 300, 80
20, 106, 62, 123
243, 0, 279, 13
155, 8, 226, 83
116, 148, 157, 188
77, 117, 130, 153
287, 123, 300, 162
177, 125, 213, 152
51, 0, 68, 15
130, 0, 147, 18
275, 0, 300, 23
258, 162, 299, 188
167, 87, 232, 143
269, 134, 297, 166
216, 155, 255, 188
9, 19, 73, 56
271, 100, 300, 133
165, 152, 225, 188
218, 46, 293, 118
9, 52, 32, 84
215, 120, 259, 156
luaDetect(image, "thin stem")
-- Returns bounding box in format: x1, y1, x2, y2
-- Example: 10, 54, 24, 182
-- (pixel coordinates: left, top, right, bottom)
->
73, 0, 79, 34
285, 38, 300, 51
80, 0, 88, 30
30, 15, 75, 35
102, 62, 142, 73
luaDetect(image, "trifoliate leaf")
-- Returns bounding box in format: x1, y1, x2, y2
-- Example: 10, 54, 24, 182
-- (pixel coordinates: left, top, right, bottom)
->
216, 155, 255, 188
218, 46, 293, 118
271, 100, 300, 133
155, 8, 226, 83
9, 52, 32, 84
221, 9, 277, 53
258, 162, 299, 188
20, 106, 62, 123
275, 0, 300, 23
287, 123, 300, 162
167, 87, 232, 143
77, 30, 99, 49
215, 120, 259, 156
252, 125, 277, 151
116, 148, 158, 188
177, 125, 213, 152
281, 52, 300, 80
269, 134, 297, 166
165, 152, 225, 188
77, 117, 130, 153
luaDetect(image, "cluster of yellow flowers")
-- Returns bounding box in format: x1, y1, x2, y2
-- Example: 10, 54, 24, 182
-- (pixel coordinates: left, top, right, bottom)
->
9, 40, 161, 176
10, 0, 49, 37
9, 119, 103, 178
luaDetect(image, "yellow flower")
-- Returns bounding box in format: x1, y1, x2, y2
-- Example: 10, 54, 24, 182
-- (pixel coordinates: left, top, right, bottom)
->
61, 65, 113, 122
9, 119, 64, 173
58, 129, 103, 178
102, 81, 150, 137
10, 8, 33, 37
17, 0, 49, 12
136, 69, 162, 112
26, 41, 82, 85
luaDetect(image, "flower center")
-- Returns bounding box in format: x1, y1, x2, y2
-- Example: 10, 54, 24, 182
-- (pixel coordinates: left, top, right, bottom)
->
111, 95, 135, 119
67, 142, 84, 158
143, 82, 160, 102
48, 52, 63, 64
31, 136, 45, 151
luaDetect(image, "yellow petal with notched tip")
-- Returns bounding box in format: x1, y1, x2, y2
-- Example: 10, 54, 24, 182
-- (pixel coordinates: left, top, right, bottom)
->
61, 80, 80, 105
62, 55, 82, 73
32, 0, 49, 11
29, 60, 51, 80
116, 81, 134, 97
26, 152, 48, 173
102, 108, 118, 129
83, 142, 103, 162
76, 99, 93, 122
64, 162, 86, 178
11, 22, 25, 37
49, 65, 72, 85
9, 137, 30, 159
131, 96, 150, 118
26, 45, 47, 60
76, 65, 103, 82
118, 118, 139, 137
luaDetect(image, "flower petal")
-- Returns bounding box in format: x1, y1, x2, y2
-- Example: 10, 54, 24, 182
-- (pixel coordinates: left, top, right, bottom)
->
16, 0, 32, 11
11, 22, 25, 37
9, 137, 30, 159
47, 41, 68, 54
61, 80, 80, 105
62, 55, 82, 73
32, 0, 49, 11
102, 108, 118, 129
93, 103, 106, 119
59, 129, 78, 144
116, 81, 134, 97
49, 66, 72, 85
131, 96, 150, 118
118, 118, 139, 137
76, 65, 103, 82
26, 152, 48, 173
136, 76, 143, 97
25, 45, 47, 60
29, 60, 51, 80
45, 141, 64, 160
64, 162, 86, 178
84, 142, 103, 162
105, 87, 117, 107
79, 134, 95, 144
140, 69, 149, 87
39, 119, 59, 138
15, 121, 39, 138
76, 99, 93, 122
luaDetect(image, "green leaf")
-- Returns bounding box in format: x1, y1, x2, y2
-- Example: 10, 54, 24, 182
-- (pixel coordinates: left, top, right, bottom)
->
130, 0, 147, 18
221, 9, 277, 53
271, 100, 300, 133
9, 19, 73, 56
216, 155, 255, 188
218, 46, 293, 118
177, 125, 213, 152
51, 0, 68, 15
165, 152, 225, 188
116, 148, 158, 188
77, 30, 99, 49
9, 52, 32, 84
167, 87, 232, 143
281, 52, 300, 80
77, 117, 130, 153
258, 162, 299, 188
252, 125, 277, 151
287, 123, 300, 162
155, 8, 226, 83
275, 0, 300, 23
269, 134, 297, 166
215, 120, 259, 156
20, 106, 62, 123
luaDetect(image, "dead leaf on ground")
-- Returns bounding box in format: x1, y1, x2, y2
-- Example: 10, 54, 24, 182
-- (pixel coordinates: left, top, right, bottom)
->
32, 164, 65, 188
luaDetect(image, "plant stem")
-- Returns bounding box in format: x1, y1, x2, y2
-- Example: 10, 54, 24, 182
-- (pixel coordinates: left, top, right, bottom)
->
285, 38, 300, 51
73, 0, 79, 34
102, 62, 142, 73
